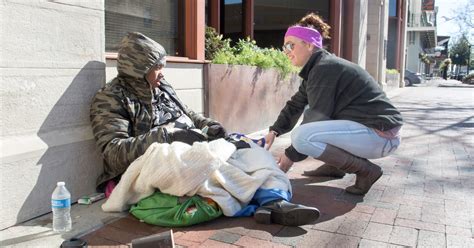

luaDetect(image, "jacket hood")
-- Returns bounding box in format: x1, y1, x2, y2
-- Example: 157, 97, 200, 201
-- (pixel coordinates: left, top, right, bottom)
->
117, 32, 167, 79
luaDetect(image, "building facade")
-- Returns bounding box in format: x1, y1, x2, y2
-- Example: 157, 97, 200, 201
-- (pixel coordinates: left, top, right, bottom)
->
405, 0, 437, 74
0, 0, 403, 228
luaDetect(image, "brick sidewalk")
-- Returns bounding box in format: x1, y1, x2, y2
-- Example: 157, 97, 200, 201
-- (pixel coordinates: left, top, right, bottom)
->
81, 79, 473, 247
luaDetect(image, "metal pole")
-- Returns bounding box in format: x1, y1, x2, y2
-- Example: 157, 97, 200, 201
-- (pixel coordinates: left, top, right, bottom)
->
468, 45, 472, 74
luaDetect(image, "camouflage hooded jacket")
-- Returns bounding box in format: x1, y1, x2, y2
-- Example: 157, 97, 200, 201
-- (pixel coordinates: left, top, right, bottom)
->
90, 32, 218, 188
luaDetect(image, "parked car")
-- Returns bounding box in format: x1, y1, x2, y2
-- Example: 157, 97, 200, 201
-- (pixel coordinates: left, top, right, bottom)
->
462, 73, 474, 84
453, 72, 466, 81
404, 70, 422, 86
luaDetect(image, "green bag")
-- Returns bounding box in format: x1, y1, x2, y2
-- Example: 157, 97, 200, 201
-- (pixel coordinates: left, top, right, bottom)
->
130, 192, 223, 227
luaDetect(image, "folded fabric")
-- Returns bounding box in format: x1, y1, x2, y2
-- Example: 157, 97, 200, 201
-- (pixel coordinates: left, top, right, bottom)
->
227, 132, 265, 147
102, 138, 291, 217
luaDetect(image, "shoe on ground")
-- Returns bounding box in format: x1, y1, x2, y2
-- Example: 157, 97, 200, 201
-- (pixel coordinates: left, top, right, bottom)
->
254, 200, 320, 226
345, 163, 383, 195
303, 163, 346, 178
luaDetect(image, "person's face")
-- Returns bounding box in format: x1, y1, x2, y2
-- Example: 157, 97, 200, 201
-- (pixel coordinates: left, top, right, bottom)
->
283, 36, 315, 67
146, 64, 164, 88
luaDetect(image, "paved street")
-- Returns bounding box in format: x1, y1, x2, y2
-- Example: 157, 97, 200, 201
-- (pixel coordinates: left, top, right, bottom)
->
81, 79, 473, 247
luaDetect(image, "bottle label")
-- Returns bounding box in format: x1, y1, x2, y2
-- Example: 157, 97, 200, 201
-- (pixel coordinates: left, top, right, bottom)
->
52, 199, 71, 208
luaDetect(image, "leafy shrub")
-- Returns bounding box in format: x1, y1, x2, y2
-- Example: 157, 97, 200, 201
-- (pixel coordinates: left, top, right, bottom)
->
205, 27, 232, 61
205, 27, 298, 78
386, 69, 399, 74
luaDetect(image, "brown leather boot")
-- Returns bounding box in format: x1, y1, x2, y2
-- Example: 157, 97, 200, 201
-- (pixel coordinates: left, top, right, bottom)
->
317, 145, 383, 195
254, 200, 320, 226
303, 164, 346, 178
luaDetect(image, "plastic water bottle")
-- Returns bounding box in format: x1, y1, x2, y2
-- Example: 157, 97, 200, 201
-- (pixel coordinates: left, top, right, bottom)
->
51, 182, 72, 232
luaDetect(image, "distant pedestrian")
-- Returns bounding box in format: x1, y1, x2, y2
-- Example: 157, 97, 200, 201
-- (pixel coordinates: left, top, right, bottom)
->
442, 66, 448, 80
441, 58, 451, 80
264, 13, 403, 195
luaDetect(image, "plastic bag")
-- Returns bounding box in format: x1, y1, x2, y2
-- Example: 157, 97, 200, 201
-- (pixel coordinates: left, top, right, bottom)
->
130, 192, 222, 227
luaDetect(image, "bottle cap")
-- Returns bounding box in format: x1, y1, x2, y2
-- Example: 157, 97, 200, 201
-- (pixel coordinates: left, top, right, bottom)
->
57, 182, 65, 186
60, 238, 88, 248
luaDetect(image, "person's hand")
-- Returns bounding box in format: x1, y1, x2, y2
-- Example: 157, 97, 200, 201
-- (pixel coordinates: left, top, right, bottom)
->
264, 131, 277, 150
277, 153, 294, 173
170, 129, 207, 145
206, 124, 226, 140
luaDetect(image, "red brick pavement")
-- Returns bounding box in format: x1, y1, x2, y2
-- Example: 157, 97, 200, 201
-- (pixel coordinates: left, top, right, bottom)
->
81, 80, 473, 247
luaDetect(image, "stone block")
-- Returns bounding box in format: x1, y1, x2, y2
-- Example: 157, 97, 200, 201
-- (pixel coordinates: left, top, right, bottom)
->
0, 0, 105, 229
417, 230, 446, 248
1, 65, 105, 135
1, 2, 104, 68
175, 89, 204, 114
363, 222, 393, 242
371, 208, 397, 225
210, 231, 241, 244
0, 139, 103, 229
389, 226, 418, 247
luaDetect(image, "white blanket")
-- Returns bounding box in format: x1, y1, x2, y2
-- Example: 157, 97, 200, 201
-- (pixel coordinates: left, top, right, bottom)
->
102, 139, 291, 216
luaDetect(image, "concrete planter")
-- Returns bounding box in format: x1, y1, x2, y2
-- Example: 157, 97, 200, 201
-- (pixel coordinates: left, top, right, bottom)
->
204, 64, 301, 134
385, 73, 400, 91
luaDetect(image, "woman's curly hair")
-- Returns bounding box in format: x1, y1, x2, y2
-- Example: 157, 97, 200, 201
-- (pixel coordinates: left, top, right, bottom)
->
296, 13, 331, 39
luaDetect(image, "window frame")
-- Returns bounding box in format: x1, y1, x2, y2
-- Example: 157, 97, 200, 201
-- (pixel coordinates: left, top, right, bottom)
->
105, 0, 206, 63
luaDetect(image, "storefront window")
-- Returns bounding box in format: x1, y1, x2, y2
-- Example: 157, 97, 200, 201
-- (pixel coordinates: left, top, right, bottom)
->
253, 0, 329, 49
221, 0, 244, 42
105, 0, 179, 55
389, 0, 397, 17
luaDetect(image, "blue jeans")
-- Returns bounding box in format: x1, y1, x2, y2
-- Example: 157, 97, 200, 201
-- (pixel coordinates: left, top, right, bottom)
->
233, 188, 291, 217
291, 120, 401, 159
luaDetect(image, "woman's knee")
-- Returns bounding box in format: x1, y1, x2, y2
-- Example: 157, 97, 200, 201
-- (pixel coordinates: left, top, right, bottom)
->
291, 127, 308, 152
291, 126, 326, 156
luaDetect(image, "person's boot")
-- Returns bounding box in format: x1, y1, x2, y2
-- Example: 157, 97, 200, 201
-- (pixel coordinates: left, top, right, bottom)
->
303, 163, 346, 178
317, 145, 383, 195
254, 200, 320, 226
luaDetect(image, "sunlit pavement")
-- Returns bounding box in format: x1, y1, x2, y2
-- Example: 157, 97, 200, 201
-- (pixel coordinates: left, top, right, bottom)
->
2, 78, 472, 247
82, 78, 474, 248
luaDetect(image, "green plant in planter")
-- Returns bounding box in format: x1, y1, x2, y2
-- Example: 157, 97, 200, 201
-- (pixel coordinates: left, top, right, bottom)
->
205, 27, 298, 78
205, 26, 232, 61
386, 69, 399, 74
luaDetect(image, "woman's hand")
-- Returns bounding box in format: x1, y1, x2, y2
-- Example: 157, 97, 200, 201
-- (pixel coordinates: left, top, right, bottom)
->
264, 130, 278, 150
277, 153, 294, 173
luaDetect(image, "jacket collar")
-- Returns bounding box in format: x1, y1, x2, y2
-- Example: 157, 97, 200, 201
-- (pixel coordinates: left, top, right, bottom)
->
119, 76, 153, 101
298, 49, 327, 80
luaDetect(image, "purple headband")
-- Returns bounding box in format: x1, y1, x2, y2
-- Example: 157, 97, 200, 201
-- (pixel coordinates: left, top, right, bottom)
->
285, 26, 323, 49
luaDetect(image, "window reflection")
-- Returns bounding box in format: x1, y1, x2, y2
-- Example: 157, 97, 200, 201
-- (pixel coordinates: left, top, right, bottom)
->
389, 0, 397, 17
254, 0, 329, 49
222, 0, 244, 42
105, 0, 179, 54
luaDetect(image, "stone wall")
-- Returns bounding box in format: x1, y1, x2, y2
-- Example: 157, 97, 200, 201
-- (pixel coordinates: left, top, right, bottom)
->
0, 0, 207, 229
366, 0, 389, 86
351, 0, 368, 68
0, 0, 105, 229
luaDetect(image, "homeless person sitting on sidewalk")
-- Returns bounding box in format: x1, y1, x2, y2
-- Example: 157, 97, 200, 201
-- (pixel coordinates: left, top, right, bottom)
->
89, 32, 319, 226
264, 13, 404, 195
